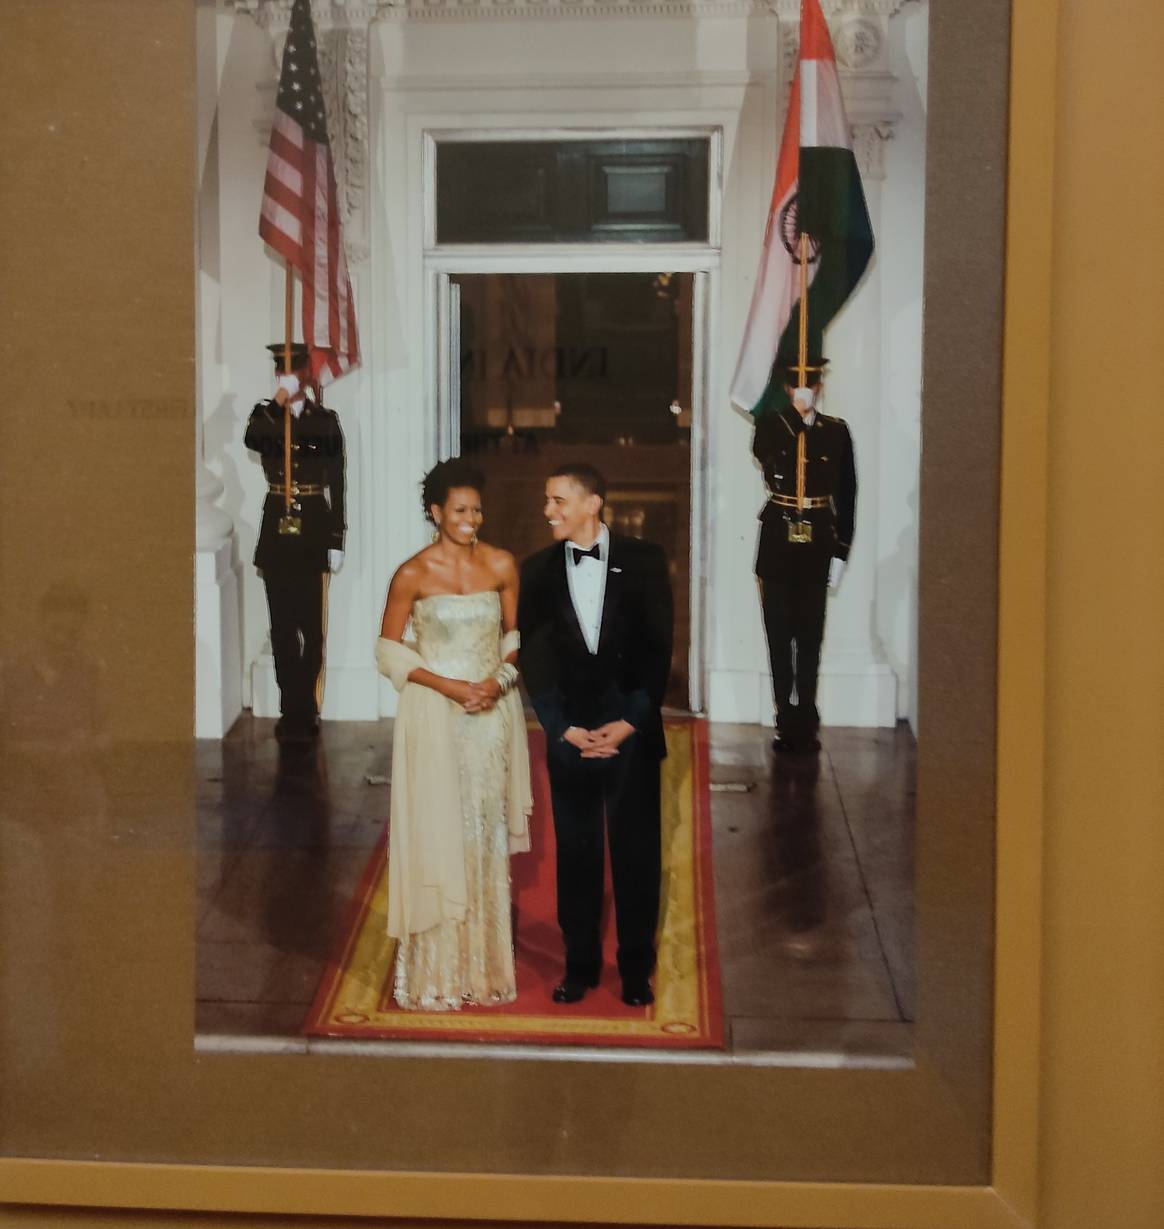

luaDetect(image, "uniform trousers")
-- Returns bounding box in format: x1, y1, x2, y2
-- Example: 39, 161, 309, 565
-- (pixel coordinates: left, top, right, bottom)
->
262, 567, 325, 721
546, 734, 662, 984
760, 567, 829, 739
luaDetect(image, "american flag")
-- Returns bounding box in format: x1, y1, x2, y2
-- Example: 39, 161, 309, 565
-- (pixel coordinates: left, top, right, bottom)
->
258, 0, 360, 385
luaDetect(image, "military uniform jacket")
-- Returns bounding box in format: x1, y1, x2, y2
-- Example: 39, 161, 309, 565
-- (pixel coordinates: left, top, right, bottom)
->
244, 398, 346, 572
752, 405, 856, 578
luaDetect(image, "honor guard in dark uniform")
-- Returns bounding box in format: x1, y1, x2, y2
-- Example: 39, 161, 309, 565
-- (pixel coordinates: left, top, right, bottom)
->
752, 358, 856, 752
244, 343, 346, 740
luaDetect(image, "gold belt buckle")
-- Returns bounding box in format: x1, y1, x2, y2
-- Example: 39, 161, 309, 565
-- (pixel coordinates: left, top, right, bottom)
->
278, 514, 303, 536
787, 519, 813, 544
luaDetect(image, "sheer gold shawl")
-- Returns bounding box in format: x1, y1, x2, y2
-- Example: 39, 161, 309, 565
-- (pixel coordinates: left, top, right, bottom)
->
375, 631, 531, 939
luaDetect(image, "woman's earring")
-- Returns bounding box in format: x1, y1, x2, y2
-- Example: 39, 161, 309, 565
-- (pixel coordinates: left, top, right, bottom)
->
431, 522, 441, 543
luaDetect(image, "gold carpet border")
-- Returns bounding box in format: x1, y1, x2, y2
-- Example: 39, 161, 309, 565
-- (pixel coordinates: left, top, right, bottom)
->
313, 724, 716, 1043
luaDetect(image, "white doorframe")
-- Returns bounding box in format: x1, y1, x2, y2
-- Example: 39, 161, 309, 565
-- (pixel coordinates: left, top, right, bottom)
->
421, 124, 722, 714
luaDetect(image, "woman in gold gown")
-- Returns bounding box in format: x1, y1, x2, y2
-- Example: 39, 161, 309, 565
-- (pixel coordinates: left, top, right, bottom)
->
375, 459, 532, 1010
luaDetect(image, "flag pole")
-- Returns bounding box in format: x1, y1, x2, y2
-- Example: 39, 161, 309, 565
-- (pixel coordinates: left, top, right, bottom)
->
795, 230, 810, 514
797, 230, 810, 386
283, 259, 294, 518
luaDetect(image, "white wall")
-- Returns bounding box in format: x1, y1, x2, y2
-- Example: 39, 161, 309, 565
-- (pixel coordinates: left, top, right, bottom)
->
196, 3, 928, 731
876, 0, 928, 731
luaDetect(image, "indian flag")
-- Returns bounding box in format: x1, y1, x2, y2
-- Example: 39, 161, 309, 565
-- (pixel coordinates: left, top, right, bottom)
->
730, 0, 874, 416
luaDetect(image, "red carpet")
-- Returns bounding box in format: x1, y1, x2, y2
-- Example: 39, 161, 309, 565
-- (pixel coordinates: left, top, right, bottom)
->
304, 719, 723, 1049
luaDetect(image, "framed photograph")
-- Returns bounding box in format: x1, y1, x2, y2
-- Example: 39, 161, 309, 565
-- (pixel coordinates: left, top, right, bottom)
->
0, 0, 1065, 1225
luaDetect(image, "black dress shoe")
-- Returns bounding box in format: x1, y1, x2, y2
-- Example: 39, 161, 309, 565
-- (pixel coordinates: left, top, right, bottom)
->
276, 714, 319, 742
621, 979, 654, 1007
774, 731, 821, 755
552, 974, 599, 1004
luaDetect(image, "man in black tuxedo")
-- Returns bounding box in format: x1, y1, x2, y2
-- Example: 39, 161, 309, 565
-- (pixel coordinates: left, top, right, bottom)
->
244, 343, 346, 741
752, 358, 856, 753
518, 464, 673, 1007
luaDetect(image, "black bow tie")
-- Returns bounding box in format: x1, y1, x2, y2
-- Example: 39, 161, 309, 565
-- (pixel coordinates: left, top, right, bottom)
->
571, 542, 602, 566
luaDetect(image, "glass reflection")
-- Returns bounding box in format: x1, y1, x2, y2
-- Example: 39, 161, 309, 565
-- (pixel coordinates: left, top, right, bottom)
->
456, 271, 692, 709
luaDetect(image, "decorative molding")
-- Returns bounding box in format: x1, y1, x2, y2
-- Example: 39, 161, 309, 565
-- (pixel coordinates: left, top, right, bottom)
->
378, 0, 913, 20
770, 0, 911, 14
850, 120, 896, 180
244, 6, 376, 264
226, 0, 915, 25
196, 460, 235, 550
384, 0, 759, 20
778, 6, 905, 180
226, 1, 397, 33
314, 27, 372, 262
780, 15, 891, 82
236, 0, 915, 245
833, 15, 883, 69
340, 30, 370, 263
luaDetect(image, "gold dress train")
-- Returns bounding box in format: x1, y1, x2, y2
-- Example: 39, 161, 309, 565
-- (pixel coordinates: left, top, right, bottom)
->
393, 591, 517, 1011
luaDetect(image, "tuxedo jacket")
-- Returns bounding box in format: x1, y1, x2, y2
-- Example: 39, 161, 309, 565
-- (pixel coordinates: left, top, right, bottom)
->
752, 405, 856, 579
518, 534, 674, 761
244, 398, 346, 572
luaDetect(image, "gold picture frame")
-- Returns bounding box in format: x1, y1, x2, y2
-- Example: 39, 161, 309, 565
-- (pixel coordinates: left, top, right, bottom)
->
8, 0, 1161, 1225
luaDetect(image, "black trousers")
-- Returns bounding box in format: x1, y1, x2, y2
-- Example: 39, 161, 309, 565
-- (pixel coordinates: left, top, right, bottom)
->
546, 735, 662, 984
759, 571, 829, 739
262, 568, 325, 720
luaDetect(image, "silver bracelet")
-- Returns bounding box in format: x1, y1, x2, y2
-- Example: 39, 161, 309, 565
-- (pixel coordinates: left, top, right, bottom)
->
492, 662, 519, 695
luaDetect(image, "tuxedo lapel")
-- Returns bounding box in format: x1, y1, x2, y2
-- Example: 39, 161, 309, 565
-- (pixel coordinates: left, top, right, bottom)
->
552, 542, 589, 653
597, 535, 624, 654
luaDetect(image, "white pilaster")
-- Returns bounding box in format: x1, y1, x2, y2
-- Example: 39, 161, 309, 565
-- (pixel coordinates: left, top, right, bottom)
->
196, 3, 244, 740
196, 537, 245, 738
812, 178, 897, 729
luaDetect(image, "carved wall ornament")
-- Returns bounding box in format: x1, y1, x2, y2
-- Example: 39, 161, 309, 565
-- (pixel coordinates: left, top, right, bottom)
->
776, 2, 905, 179
849, 120, 896, 181
833, 16, 883, 70
779, 9, 897, 82
227, 1, 398, 33
769, 0, 911, 14
243, 4, 377, 264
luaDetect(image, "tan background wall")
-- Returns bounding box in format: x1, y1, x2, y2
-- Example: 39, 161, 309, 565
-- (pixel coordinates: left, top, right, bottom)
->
1037, 0, 1164, 1224
0, 0, 1162, 1225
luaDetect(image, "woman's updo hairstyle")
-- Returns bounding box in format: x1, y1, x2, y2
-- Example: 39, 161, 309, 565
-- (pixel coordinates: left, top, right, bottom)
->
421, 457, 486, 524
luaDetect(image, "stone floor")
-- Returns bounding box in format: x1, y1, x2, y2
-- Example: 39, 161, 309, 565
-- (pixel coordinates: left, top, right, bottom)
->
195, 715, 915, 1062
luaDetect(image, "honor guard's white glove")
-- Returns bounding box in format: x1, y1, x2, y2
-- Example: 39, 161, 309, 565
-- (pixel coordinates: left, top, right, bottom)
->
328, 549, 344, 574
275, 374, 308, 415
792, 386, 816, 413
828, 557, 845, 589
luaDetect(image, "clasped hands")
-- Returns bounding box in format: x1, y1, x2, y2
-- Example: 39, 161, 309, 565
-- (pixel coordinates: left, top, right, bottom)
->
563, 721, 635, 758
447, 677, 503, 714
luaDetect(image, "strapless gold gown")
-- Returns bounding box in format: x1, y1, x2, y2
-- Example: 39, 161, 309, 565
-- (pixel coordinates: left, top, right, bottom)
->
393, 591, 517, 1010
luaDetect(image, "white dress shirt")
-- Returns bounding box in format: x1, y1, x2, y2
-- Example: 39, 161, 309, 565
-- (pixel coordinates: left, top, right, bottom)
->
565, 523, 609, 655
